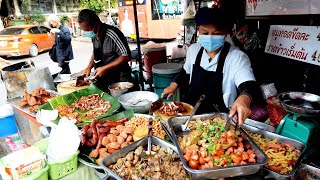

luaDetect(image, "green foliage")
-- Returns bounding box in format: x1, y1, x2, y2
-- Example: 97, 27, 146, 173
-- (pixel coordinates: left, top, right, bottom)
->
60, 15, 70, 23
30, 9, 46, 25
79, 0, 118, 13
21, 0, 31, 14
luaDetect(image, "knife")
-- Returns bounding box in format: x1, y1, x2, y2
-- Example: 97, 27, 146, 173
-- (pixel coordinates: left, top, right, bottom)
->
149, 94, 168, 113
75, 75, 97, 86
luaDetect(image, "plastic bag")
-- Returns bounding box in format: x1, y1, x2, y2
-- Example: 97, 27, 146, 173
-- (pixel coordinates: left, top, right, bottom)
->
46, 117, 80, 163
182, 0, 196, 20
244, 32, 262, 53
260, 83, 278, 99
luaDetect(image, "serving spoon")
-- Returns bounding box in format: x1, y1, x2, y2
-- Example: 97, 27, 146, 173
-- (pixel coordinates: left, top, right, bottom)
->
174, 94, 205, 136
141, 117, 156, 160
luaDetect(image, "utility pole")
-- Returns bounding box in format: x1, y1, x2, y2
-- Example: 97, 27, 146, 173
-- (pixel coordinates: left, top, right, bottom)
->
53, 0, 58, 14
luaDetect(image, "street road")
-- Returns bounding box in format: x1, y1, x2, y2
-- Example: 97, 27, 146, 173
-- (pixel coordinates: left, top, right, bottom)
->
3, 37, 178, 74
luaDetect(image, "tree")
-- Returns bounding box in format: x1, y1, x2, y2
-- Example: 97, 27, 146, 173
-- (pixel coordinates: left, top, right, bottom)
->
79, 0, 117, 13
13, 0, 22, 16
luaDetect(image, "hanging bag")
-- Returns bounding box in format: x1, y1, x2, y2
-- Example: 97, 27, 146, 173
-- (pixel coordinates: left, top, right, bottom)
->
49, 44, 57, 62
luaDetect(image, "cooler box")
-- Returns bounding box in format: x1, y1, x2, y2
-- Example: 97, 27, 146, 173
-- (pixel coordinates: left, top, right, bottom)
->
0, 104, 18, 138
152, 63, 182, 102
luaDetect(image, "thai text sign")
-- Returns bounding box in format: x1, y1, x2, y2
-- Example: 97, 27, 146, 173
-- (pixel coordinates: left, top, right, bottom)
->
265, 25, 320, 66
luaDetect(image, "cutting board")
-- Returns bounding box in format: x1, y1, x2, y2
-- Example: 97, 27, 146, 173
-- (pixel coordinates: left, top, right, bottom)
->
57, 80, 89, 95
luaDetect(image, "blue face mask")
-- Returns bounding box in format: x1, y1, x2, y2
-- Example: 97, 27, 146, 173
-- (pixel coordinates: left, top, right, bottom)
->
199, 35, 225, 52
84, 31, 96, 39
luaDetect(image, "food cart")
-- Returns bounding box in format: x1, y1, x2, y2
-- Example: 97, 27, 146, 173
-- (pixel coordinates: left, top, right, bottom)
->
1, 0, 320, 179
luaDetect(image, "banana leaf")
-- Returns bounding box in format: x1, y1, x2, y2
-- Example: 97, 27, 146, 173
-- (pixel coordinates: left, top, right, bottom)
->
99, 109, 134, 121
62, 93, 78, 106
38, 103, 53, 110
38, 84, 120, 125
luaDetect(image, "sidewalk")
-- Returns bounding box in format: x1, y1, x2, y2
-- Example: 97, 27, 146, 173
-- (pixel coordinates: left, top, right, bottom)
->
72, 35, 92, 43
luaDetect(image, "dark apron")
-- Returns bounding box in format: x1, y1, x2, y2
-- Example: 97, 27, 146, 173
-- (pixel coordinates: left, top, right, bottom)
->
93, 25, 131, 92
186, 42, 231, 114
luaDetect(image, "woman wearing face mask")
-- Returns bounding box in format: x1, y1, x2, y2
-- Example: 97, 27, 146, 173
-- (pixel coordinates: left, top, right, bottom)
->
48, 14, 73, 74
162, 7, 260, 126
78, 9, 132, 92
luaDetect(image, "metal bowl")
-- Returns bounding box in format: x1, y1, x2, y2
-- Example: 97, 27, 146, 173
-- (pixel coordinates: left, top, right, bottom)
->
108, 82, 134, 97
278, 92, 320, 116
118, 91, 159, 113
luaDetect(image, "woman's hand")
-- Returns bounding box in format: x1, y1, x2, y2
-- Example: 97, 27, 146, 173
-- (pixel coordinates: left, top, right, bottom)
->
161, 82, 178, 99
229, 94, 252, 126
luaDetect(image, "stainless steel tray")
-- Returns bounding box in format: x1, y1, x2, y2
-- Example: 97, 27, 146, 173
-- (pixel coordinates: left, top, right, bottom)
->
244, 118, 276, 132
100, 136, 180, 180
242, 123, 307, 180
8, 90, 58, 117
295, 163, 320, 179
168, 113, 268, 179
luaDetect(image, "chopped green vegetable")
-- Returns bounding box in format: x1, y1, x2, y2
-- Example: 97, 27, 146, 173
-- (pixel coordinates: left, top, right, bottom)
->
205, 143, 216, 154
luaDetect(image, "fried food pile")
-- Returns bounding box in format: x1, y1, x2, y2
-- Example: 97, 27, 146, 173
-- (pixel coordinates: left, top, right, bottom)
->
81, 118, 135, 165
178, 117, 257, 170
55, 94, 112, 123
109, 145, 189, 180
159, 101, 186, 116
125, 115, 166, 140
19, 88, 55, 112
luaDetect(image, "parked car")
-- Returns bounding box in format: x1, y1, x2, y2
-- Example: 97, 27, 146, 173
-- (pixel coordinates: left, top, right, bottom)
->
0, 25, 55, 57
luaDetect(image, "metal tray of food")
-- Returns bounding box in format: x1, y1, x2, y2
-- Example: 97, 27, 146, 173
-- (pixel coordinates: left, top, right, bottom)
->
244, 118, 276, 133
168, 113, 268, 179
295, 163, 320, 180
242, 124, 307, 180
100, 136, 181, 180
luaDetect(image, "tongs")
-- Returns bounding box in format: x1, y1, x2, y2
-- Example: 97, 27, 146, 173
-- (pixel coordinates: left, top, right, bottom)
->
224, 115, 238, 132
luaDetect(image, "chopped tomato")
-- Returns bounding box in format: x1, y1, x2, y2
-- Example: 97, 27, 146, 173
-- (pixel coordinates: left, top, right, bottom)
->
216, 148, 224, 157
231, 154, 243, 165
267, 165, 283, 172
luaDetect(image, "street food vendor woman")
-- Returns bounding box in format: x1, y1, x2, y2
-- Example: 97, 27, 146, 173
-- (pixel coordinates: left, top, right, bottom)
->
78, 9, 132, 92
162, 8, 260, 125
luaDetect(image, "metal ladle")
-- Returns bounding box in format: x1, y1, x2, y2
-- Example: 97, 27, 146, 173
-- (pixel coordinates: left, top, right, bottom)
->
141, 117, 156, 160
175, 94, 206, 136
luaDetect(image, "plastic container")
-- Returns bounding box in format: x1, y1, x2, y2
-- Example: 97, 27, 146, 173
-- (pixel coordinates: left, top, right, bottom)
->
143, 47, 167, 79
266, 96, 287, 125
0, 163, 49, 180
0, 104, 18, 138
152, 63, 182, 102
33, 138, 80, 180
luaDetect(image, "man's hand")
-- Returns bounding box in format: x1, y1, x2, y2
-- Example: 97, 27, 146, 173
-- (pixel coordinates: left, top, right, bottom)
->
229, 94, 252, 126
50, 28, 60, 34
94, 66, 108, 78
82, 67, 92, 77
161, 82, 178, 99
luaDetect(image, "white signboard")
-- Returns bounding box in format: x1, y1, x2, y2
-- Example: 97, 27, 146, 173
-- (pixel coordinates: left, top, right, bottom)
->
246, 0, 320, 16
265, 25, 320, 66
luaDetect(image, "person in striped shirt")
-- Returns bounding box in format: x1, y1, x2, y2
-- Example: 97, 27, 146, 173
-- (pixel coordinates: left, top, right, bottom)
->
78, 9, 132, 92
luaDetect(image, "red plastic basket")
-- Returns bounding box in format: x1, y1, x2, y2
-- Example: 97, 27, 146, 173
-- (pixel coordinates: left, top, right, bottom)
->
266, 97, 287, 125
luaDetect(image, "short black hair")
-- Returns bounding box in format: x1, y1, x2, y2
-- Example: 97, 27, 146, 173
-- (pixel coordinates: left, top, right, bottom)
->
195, 7, 233, 32
78, 9, 101, 27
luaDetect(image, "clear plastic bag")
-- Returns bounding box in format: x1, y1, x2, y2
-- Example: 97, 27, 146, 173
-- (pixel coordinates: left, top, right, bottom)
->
260, 83, 278, 99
